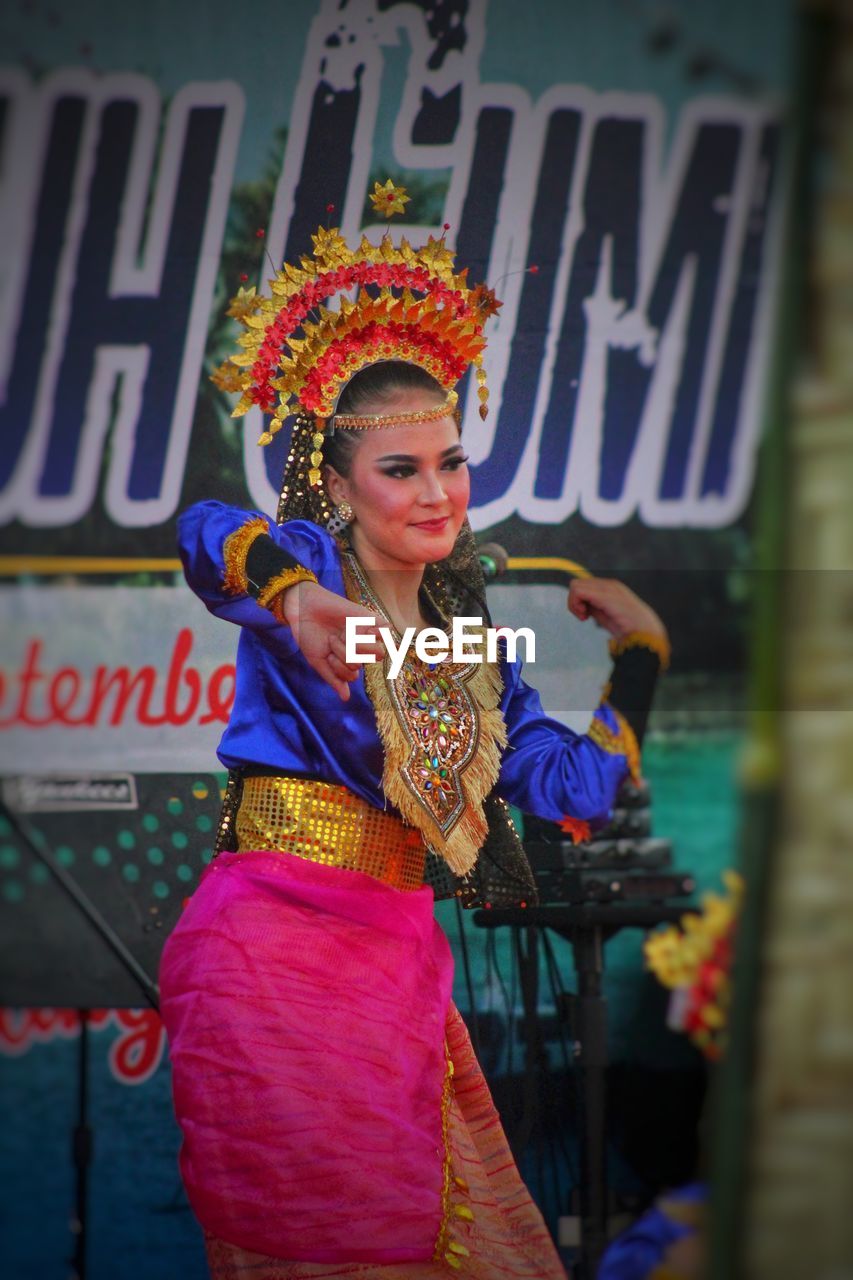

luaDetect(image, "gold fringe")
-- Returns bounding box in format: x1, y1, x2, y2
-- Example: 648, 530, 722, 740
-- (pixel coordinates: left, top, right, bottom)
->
363, 647, 505, 877
588, 704, 642, 786
608, 629, 671, 671
257, 566, 318, 613
221, 516, 270, 595
343, 552, 506, 878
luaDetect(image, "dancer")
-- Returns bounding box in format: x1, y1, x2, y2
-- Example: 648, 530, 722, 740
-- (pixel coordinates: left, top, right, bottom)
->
159, 182, 669, 1279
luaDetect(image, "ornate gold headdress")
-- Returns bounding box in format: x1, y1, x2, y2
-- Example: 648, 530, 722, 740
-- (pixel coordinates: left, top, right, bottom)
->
212, 180, 501, 443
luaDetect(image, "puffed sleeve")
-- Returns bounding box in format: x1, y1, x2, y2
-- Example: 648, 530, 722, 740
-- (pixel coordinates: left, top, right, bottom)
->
496, 656, 639, 827
177, 501, 340, 649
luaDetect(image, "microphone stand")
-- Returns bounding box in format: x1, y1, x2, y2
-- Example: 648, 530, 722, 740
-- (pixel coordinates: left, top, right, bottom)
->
0, 797, 160, 1280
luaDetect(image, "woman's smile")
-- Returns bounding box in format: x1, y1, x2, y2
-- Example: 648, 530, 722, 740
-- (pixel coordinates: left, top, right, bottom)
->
410, 516, 450, 533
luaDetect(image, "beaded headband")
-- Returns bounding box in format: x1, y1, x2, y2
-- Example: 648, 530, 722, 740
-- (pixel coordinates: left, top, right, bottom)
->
333, 388, 458, 430
212, 180, 501, 446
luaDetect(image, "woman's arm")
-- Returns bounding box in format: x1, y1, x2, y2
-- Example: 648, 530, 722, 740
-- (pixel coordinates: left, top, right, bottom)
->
605, 635, 669, 744
178, 501, 383, 699
497, 577, 668, 827
497, 667, 634, 824
178, 501, 327, 624
567, 576, 669, 747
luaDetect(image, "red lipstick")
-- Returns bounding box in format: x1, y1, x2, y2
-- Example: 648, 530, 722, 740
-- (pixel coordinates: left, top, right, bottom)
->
412, 517, 449, 533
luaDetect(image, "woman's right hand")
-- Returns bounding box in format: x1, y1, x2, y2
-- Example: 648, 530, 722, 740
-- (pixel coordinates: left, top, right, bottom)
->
278, 581, 385, 701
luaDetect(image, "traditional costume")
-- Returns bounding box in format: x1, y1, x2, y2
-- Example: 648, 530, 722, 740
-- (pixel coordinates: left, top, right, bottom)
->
159, 181, 668, 1278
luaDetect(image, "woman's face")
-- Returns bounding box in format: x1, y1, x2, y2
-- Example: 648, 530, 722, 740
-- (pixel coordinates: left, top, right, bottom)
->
325, 388, 470, 571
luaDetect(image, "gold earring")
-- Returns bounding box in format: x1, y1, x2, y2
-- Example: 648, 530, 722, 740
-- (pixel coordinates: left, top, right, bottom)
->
335, 500, 354, 524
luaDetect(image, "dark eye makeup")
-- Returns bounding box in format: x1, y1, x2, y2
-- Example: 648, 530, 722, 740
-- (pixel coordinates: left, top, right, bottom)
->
380, 454, 469, 479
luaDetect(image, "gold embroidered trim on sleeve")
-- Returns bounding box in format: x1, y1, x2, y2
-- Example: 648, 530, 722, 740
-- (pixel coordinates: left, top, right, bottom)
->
221, 516, 270, 595
257, 566, 319, 616
588, 704, 642, 785
608, 630, 671, 671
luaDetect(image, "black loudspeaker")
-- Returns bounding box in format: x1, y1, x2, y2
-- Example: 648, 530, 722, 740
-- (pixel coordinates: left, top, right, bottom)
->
0, 771, 222, 1006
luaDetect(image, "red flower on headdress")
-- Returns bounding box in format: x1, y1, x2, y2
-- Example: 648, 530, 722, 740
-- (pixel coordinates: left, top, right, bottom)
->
470, 282, 503, 320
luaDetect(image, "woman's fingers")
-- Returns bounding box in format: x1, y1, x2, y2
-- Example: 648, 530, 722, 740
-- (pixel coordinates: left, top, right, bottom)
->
329, 631, 380, 669
342, 626, 387, 663
568, 576, 667, 641
568, 578, 626, 632
329, 632, 358, 666
568, 579, 595, 620
283, 581, 402, 684
327, 650, 359, 683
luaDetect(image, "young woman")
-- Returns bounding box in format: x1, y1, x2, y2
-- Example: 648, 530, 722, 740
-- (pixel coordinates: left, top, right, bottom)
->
159, 197, 669, 1280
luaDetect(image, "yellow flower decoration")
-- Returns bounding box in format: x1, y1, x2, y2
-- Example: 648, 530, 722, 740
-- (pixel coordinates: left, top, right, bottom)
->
311, 225, 350, 264
470, 282, 503, 320
644, 872, 744, 990
644, 870, 744, 1061
210, 360, 247, 394
226, 286, 260, 322
370, 179, 411, 219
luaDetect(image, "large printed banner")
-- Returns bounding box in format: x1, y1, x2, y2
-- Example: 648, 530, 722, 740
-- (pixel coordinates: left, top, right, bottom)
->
0, 0, 790, 548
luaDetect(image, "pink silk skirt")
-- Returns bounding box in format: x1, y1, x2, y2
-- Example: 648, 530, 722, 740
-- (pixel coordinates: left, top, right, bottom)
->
159, 849, 565, 1277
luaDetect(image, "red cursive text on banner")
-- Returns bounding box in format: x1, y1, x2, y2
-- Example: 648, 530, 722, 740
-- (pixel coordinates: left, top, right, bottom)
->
0, 629, 235, 729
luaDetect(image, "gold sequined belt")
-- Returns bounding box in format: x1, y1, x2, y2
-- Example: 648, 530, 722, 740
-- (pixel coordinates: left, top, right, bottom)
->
235, 775, 427, 893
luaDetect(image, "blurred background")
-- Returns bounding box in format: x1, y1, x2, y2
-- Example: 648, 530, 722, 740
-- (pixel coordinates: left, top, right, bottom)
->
0, 1, 850, 1277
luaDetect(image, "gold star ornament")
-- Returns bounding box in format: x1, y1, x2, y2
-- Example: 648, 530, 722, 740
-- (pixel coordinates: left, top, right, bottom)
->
370, 179, 411, 219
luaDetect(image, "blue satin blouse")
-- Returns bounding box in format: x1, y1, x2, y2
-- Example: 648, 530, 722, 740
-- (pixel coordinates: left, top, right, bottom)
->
178, 501, 631, 825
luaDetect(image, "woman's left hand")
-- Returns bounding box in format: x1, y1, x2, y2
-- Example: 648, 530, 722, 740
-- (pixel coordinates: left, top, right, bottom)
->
567, 576, 667, 642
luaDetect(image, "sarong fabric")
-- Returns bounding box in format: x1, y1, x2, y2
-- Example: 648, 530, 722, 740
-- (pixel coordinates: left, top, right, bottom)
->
159, 850, 565, 1277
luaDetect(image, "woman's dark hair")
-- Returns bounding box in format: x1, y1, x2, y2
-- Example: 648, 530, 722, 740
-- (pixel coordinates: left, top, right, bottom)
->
323, 361, 448, 477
